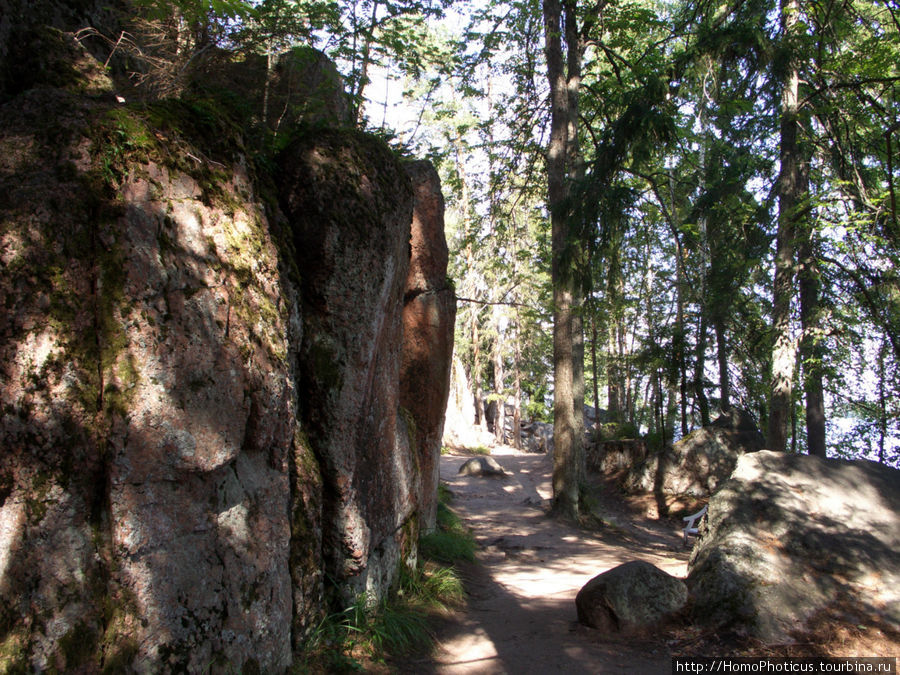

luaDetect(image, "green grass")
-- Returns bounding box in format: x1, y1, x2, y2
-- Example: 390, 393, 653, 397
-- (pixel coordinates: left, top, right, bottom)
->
420, 502, 477, 564
299, 486, 474, 671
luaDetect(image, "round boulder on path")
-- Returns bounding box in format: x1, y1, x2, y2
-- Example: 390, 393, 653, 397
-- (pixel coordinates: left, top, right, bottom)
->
575, 560, 688, 634
458, 456, 508, 477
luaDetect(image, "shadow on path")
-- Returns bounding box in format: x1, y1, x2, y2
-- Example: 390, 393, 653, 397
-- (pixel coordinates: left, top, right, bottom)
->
401, 449, 690, 674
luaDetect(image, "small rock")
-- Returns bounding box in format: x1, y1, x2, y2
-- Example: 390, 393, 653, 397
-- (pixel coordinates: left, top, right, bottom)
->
458, 456, 507, 477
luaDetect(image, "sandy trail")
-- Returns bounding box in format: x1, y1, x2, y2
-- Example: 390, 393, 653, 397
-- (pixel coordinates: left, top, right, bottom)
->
408, 447, 691, 674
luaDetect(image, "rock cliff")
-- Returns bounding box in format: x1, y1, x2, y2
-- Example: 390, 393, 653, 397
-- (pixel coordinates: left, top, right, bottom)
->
622, 408, 765, 498
0, 22, 453, 672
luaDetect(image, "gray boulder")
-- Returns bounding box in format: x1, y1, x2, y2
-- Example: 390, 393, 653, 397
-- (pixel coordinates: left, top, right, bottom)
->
626, 408, 765, 497
520, 421, 554, 454
458, 456, 507, 477
576, 561, 688, 634
688, 450, 900, 641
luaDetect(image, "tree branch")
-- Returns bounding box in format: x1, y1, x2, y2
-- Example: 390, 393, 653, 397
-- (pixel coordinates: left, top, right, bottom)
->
456, 296, 537, 310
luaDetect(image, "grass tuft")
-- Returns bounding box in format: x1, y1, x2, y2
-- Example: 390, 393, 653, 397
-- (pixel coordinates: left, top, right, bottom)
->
420, 498, 477, 564
298, 483, 475, 671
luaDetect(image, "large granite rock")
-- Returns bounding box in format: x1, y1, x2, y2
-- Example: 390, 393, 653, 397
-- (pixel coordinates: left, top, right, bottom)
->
400, 160, 455, 533
442, 355, 494, 450
521, 420, 554, 454
457, 456, 507, 477
0, 36, 452, 670
202, 46, 353, 129
687, 450, 900, 641
278, 128, 418, 603
0, 90, 306, 671
626, 408, 765, 497
576, 561, 687, 634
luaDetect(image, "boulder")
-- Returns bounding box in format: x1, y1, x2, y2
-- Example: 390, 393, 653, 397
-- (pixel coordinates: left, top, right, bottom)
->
481, 395, 520, 444
278, 128, 418, 603
626, 408, 764, 497
202, 46, 353, 130
687, 450, 900, 641
458, 456, 507, 477
400, 160, 455, 533
576, 561, 688, 634
587, 439, 649, 474
520, 421, 555, 454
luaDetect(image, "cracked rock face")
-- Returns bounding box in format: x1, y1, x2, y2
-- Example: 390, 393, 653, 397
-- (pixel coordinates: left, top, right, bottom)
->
1, 27, 453, 671
278, 129, 420, 602
400, 160, 456, 532
0, 89, 305, 671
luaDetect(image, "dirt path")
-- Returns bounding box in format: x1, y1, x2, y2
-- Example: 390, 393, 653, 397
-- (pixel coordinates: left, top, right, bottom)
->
406, 447, 692, 674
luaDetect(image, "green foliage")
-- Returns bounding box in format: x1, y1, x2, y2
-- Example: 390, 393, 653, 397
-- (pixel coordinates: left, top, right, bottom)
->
419, 489, 477, 564
132, 0, 255, 22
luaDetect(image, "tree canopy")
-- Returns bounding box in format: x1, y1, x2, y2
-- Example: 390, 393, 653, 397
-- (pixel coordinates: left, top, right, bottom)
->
109, 0, 900, 474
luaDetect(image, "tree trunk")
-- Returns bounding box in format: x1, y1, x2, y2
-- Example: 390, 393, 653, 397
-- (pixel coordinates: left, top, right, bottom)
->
694, 313, 711, 426
352, 0, 380, 125
591, 309, 601, 424
665, 379, 678, 442
512, 311, 523, 450
714, 317, 730, 411
493, 304, 506, 444
798, 214, 826, 456
606, 248, 624, 424
453, 133, 487, 433
544, 0, 580, 518
675, 245, 689, 435
878, 337, 887, 464
565, 0, 586, 485
767, 0, 803, 453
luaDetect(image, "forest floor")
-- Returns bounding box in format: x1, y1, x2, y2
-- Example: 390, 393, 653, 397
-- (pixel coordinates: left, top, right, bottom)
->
395, 446, 692, 674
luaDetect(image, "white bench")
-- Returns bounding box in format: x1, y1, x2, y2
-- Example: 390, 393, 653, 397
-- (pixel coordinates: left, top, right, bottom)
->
682, 505, 708, 545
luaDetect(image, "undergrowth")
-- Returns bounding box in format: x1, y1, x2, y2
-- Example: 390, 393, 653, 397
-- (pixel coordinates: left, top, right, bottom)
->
419, 497, 477, 564
298, 484, 475, 672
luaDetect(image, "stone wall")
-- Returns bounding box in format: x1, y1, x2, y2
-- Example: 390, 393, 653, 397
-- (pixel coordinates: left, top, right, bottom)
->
0, 33, 451, 671
278, 128, 419, 604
